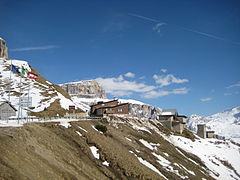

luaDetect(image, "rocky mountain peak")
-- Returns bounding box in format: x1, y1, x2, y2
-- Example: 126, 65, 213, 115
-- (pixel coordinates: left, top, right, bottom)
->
60, 80, 107, 99
0, 38, 8, 59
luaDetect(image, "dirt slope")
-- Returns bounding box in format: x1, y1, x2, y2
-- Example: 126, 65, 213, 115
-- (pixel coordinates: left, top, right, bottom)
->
0, 117, 214, 180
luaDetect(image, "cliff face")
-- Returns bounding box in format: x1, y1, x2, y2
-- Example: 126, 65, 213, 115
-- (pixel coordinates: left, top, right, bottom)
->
0, 38, 8, 59
129, 103, 161, 120
61, 80, 107, 99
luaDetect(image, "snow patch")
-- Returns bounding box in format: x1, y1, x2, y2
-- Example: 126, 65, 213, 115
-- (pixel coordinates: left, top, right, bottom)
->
139, 139, 160, 151
102, 161, 109, 166
137, 156, 167, 179
125, 137, 132, 142
78, 126, 88, 132
59, 121, 71, 128
92, 125, 103, 134
89, 146, 100, 159
76, 131, 82, 137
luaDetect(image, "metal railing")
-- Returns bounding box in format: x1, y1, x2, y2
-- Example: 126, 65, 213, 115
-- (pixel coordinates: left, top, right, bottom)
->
6, 116, 104, 122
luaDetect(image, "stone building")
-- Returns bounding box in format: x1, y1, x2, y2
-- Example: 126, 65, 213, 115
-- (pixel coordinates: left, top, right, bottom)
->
197, 124, 207, 138
206, 131, 215, 138
0, 101, 17, 120
159, 109, 187, 134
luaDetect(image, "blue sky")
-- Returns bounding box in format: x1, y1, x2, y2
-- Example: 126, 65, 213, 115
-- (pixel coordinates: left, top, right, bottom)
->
1, 0, 240, 116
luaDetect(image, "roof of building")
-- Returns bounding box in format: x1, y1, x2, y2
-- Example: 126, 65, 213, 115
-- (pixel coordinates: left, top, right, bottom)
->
161, 109, 178, 115
90, 99, 118, 107
95, 103, 129, 110
206, 131, 215, 133
177, 115, 188, 118
0, 101, 17, 111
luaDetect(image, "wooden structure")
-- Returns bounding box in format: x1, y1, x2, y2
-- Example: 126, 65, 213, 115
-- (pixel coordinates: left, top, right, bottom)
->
0, 101, 17, 120
159, 109, 187, 134
90, 100, 129, 116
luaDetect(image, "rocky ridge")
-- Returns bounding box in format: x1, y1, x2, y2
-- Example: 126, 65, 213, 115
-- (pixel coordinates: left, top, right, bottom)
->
0, 38, 8, 59
61, 80, 107, 99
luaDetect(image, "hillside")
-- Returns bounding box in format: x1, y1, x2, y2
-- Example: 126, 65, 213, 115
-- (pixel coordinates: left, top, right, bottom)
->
0, 38, 89, 119
187, 106, 240, 143
1, 116, 240, 180
0, 58, 89, 117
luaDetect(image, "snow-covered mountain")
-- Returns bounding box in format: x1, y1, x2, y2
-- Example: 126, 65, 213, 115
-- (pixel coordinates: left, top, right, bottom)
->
187, 106, 240, 143
0, 38, 89, 117
0, 58, 89, 116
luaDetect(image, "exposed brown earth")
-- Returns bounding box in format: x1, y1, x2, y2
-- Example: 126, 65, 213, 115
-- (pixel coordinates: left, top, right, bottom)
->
0, 117, 215, 180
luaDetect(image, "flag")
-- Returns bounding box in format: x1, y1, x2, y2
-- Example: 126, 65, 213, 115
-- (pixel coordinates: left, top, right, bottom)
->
11, 65, 20, 73
20, 67, 27, 76
27, 72, 38, 80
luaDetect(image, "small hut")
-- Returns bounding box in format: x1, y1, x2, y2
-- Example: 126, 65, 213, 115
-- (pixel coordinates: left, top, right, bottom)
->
0, 101, 17, 120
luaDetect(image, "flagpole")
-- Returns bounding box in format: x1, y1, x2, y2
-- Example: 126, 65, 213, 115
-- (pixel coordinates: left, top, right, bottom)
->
17, 75, 22, 124
8, 59, 12, 101
27, 78, 30, 122
7, 59, 12, 124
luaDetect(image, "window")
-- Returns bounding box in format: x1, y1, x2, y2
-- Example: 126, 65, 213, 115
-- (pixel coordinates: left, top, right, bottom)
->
118, 109, 123, 112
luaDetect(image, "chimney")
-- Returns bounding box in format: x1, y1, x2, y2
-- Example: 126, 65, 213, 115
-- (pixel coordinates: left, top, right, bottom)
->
0, 38, 8, 59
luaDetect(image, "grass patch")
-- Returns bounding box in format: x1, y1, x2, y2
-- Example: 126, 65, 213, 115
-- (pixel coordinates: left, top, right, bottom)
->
179, 129, 196, 141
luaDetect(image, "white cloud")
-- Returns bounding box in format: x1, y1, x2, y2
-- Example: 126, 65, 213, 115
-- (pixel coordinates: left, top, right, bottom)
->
96, 75, 155, 97
153, 74, 189, 87
153, 23, 166, 33
124, 72, 135, 78
200, 97, 213, 102
141, 87, 189, 99
10, 45, 58, 51
160, 69, 167, 73
227, 81, 240, 88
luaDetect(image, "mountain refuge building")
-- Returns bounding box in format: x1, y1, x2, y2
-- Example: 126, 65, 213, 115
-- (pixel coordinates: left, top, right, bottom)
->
159, 109, 187, 134
90, 100, 129, 116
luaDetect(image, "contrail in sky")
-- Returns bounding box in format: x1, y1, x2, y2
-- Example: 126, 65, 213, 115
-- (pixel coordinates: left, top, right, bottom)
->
128, 13, 240, 45
128, 13, 160, 23
10, 45, 58, 52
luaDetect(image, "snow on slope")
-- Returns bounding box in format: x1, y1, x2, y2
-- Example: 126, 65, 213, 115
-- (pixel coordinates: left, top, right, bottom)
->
169, 135, 240, 180
111, 116, 240, 180
71, 97, 145, 106
187, 106, 240, 142
0, 58, 86, 117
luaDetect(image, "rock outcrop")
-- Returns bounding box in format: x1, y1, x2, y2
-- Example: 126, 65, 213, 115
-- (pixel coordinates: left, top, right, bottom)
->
0, 38, 8, 59
129, 103, 161, 119
61, 80, 107, 99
